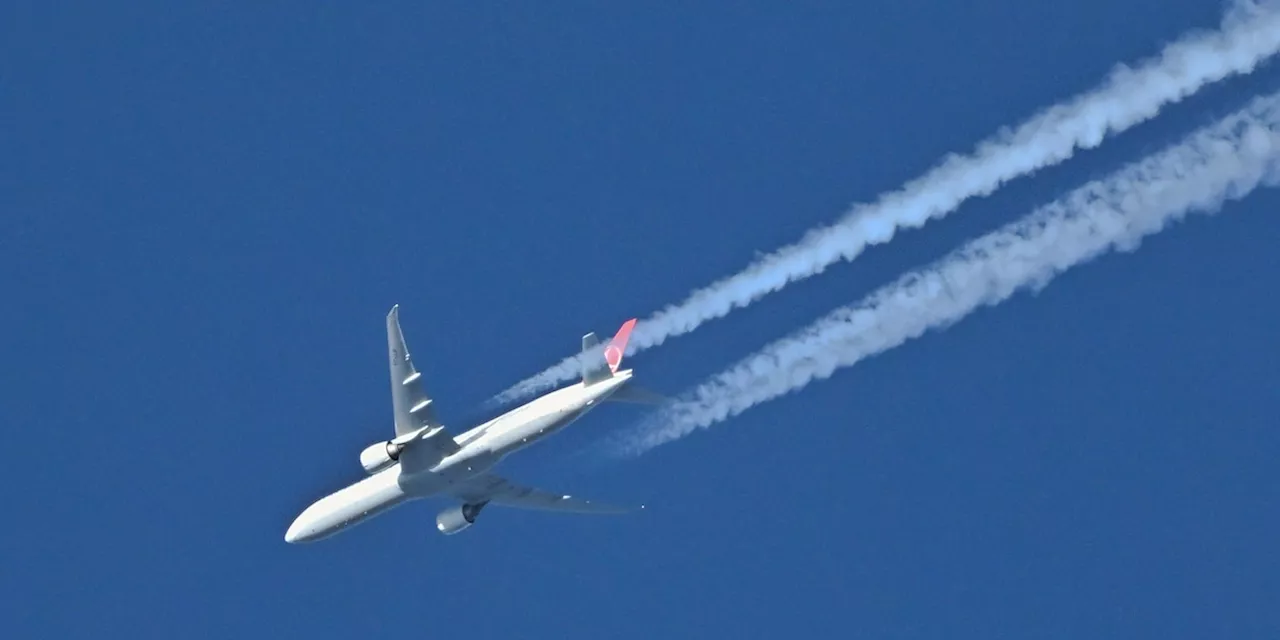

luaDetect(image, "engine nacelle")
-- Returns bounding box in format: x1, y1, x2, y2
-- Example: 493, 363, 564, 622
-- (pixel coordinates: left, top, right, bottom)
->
359, 441, 403, 475
436, 502, 487, 535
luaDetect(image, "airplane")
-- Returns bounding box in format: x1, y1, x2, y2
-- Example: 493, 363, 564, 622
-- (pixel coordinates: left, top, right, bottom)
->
284, 305, 654, 543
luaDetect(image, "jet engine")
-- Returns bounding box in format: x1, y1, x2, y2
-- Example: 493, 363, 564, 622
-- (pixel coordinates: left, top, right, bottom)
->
359, 441, 404, 475
436, 502, 488, 535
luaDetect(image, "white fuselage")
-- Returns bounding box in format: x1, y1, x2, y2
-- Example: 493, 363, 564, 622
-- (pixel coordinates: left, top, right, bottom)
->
284, 371, 631, 543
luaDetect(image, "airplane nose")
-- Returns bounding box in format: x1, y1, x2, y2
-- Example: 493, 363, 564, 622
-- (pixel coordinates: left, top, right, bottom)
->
284, 520, 303, 544
285, 513, 312, 544
286, 496, 338, 543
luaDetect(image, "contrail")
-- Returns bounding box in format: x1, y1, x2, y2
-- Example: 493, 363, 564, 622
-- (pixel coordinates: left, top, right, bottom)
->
610, 89, 1280, 456
495, 0, 1280, 403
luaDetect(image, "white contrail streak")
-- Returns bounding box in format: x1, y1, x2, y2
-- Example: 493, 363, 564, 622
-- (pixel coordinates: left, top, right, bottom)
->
495, 0, 1280, 403
611, 89, 1280, 456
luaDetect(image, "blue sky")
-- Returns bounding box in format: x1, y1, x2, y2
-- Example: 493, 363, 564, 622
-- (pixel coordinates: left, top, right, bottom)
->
3, 2, 1278, 637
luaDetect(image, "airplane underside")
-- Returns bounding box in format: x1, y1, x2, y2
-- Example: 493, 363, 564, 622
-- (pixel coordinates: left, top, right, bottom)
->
284, 306, 647, 543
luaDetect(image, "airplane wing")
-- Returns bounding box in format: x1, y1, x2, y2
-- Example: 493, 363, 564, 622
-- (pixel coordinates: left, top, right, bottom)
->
451, 473, 638, 514
386, 305, 459, 469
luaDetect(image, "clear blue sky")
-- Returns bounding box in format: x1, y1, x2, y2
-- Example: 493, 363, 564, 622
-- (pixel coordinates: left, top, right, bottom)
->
4, 2, 1278, 637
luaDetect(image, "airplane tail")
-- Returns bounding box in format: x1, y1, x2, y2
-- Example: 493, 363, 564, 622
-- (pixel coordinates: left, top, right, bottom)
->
581, 318, 637, 386
605, 384, 668, 405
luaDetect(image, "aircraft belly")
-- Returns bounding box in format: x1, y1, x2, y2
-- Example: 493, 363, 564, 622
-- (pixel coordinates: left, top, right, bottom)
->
286, 468, 411, 543
424, 450, 500, 487
489, 405, 590, 456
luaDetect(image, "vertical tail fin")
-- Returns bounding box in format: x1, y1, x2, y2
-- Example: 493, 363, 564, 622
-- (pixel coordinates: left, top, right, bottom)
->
581, 318, 637, 385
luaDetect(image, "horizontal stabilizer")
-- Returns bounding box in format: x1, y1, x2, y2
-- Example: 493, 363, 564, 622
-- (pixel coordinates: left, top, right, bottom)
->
581, 332, 608, 385
606, 384, 668, 405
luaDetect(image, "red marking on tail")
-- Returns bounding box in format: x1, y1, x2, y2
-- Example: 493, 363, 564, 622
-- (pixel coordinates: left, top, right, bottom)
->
606, 318, 637, 373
